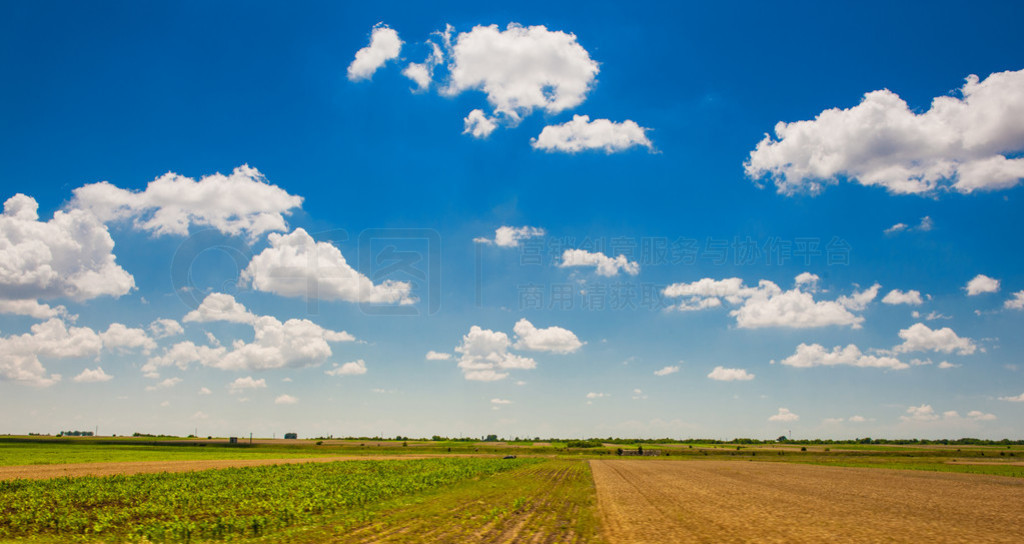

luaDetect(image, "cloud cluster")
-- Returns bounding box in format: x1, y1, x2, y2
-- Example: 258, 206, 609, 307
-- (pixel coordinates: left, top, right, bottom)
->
242, 228, 414, 305
894, 323, 976, 355
325, 359, 367, 376
559, 249, 639, 277
746, 69, 1024, 195
350, 22, 650, 152
769, 408, 799, 422
781, 343, 908, 370
901, 404, 996, 422
663, 274, 875, 329
653, 365, 679, 376
71, 165, 302, 240
0, 194, 134, 303
452, 319, 580, 381
882, 289, 925, 306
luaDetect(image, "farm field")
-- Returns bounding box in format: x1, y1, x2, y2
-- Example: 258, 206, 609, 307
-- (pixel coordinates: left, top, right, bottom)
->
2, 437, 1024, 542
590, 459, 1024, 543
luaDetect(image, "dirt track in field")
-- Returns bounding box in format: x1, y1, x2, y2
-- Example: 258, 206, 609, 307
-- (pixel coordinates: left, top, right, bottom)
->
0, 455, 456, 480
591, 460, 1024, 543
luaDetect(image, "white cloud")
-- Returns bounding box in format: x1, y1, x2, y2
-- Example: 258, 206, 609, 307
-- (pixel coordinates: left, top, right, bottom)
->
402, 41, 443, 91
454, 325, 535, 382
745, 69, 1024, 195
836, 283, 881, 311
274, 394, 298, 405
532, 115, 653, 153
917, 216, 934, 231
475, 225, 545, 247
325, 359, 367, 376
665, 275, 869, 329
0, 194, 134, 302
559, 249, 639, 277
73, 367, 113, 383
228, 376, 266, 394
938, 361, 960, 369
463, 109, 498, 138
781, 343, 909, 370
586, 392, 607, 399
965, 274, 1000, 295
183, 292, 254, 324
445, 23, 599, 126
215, 316, 355, 371
490, 398, 512, 405
794, 272, 819, 290
242, 229, 413, 305
999, 392, 1024, 402
71, 165, 302, 240
0, 299, 68, 319
882, 289, 925, 306
902, 404, 995, 422
347, 24, 402, 81
0, 318, 105, 386
848, 415, 868, 423
146, 377, 182, 391
894, 323, 976, 355
884, 222, 908, 235
654, 365, 679, 376
707, 366, 755, 381
141, 341, 226, 378
149, 319, 184, 339
198, 387, 212, 395
100, 323, 156, 354
512, 318, 583, 353
1005, 291, 1024, 310
425, 350, 451, 361
768, 408, 799, 422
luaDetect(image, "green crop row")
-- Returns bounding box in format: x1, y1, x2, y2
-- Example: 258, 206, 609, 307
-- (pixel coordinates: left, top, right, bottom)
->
0, 457, 537, 542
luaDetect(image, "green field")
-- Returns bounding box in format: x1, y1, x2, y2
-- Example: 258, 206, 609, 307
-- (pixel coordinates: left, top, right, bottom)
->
1, 437, 1022, 542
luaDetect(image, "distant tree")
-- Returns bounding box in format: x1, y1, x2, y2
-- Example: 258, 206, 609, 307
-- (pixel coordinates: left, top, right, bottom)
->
777, 435, 788, 442
484, 434, 499, 442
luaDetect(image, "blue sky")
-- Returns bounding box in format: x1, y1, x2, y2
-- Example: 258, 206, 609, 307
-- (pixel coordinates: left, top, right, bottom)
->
2, 1, 1023, 439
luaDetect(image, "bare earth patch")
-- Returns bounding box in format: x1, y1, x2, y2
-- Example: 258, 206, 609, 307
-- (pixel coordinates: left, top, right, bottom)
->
591, 459, 1024, 543
0, 455, 453, 480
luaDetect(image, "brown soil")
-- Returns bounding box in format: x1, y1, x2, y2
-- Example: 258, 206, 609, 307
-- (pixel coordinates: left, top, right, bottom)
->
591, 459, 1024, 543
0, 455, 455, 481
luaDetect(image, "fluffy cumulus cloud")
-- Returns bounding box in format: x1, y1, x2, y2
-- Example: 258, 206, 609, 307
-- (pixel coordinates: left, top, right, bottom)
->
453, 325, 536, 381
100, 323, 156, 354
559, 249, 639, 277
512, 318, 583, 353
402, 41, 443, 91
532, 115, 653, 153
474, 225, 545, 247
149, 319, 184, 339
885, 216, 933, 236
425, 350, 451, 361
894, 323, 976, 355
144, 293, 354, 375
780, 343, 909, 370
654, 365, 679, 376
347, 24, 402, 81
183, 292, 254, 324
0, 194, 134, 302
146, 377, 181, 391
0, 318, 103, 386
463, 109, 498, 138
491, 398, 512, 405
228, 376, 266, 394
663, 274, 872, 329
999, 392, 1024, 402
769, 408, 799, 422
965, 274, 1000, 295
746, 69, 1024, 195
1005, 291, 1024, 310
274, 394, 298, 405
71, 165, 302, 240
901, 404, 995, 422
445, 23, 598, 124
882, 289, 925, 306
73, 366, 113, 383
325, 359, 367, 376
242, 229, 413, 305
707, 366, 755, 381
0, 299, 68, 320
